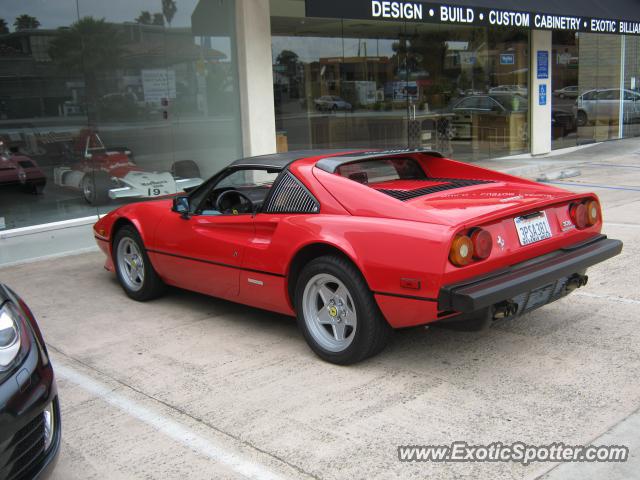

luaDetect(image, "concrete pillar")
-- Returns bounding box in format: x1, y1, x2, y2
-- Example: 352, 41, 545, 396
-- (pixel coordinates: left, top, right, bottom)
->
530, 30, 552, 155
235, 0, 277, 156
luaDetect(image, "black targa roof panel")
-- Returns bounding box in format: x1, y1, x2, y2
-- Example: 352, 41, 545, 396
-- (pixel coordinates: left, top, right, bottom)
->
315, 149, 444, 174
229, 149, 358, 170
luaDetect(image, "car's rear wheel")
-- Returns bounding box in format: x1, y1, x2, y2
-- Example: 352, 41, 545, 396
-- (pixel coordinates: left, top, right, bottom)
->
81, 171, 110, 205
295, 255, 391, 364
171, 159, 200, 179
113, 226, 165, 301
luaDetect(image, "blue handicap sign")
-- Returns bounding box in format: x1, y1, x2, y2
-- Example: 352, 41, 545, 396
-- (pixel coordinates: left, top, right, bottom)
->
537, 50, 549, 79
539, 84, 547, 106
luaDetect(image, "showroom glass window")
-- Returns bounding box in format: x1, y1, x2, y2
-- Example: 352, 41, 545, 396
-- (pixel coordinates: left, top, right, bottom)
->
270, 0, 530, 161
0, 0, 242, 231
550, 31, 640, 149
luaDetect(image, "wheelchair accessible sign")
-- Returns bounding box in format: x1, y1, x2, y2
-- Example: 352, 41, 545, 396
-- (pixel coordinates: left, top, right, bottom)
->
539, 84, 547, 106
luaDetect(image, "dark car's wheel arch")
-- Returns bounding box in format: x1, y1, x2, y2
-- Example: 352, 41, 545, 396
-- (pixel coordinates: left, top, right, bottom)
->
287, 242, 371, 308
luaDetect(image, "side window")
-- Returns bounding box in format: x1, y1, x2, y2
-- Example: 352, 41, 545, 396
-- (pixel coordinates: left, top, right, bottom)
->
455, 97, 477, 109
478, 97, 497, 110
194, 168, 279, 215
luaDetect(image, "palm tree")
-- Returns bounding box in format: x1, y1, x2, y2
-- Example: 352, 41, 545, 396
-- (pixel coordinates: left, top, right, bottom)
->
49, 17, 126, 123
0, 19, 9, 35
162, 0, 177, 26
14, 14, 40, 31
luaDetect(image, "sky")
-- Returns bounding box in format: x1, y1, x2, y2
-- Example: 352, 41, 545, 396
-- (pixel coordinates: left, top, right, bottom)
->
0, 0, 198, 29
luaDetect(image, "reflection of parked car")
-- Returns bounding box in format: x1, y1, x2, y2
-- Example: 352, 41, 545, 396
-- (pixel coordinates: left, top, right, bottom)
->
489, 85, 527, 97
450, 94, 528, 140
553, 85, 579, 99
314, 96, 353, 112
0, 140, 47, 194
0, 283, 61, 479
574, 88, 640, 127
94, 149, 621, 364
53, 129, 203, 205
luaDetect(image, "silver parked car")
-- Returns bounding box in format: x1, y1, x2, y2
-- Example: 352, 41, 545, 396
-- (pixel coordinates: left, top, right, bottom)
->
314, 95, 353, 112
574, 88, 640, 126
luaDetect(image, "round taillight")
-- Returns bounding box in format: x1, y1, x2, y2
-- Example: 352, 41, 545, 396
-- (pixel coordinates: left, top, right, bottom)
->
450, 235, 474, 267
570, 203, 588, 229
585, 200, 600, 226
471, 229, 493, 260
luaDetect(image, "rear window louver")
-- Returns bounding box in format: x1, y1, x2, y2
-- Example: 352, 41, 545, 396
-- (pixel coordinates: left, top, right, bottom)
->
263, 171, 319, 213
378, 178, 494, 201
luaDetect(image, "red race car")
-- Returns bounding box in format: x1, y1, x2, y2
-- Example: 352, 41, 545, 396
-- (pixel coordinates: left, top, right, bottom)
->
94, 150, 623, 364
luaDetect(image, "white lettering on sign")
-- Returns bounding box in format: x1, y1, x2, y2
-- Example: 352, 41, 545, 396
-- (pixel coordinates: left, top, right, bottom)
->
489, 10, 530, 27
590, 19, 617, 33
534, 15, 581, 30
440, 6, 474, 23
371, 1, 423, 20
620, 21, 640, 34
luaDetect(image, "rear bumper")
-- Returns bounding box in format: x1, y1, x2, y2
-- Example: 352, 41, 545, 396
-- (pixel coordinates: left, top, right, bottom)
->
438, 234, 623, 313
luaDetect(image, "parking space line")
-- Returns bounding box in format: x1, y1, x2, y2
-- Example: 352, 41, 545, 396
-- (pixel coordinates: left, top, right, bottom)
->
574, 292, 640, 305
55, 364, 286, 480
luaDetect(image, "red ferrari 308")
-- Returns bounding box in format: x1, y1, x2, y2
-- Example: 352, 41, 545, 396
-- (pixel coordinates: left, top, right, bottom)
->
94, 150, 622, 364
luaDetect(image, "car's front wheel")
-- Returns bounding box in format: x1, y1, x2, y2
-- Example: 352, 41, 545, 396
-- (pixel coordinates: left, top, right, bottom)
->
113, 226, 165, 301
577, 110, 588, 127
295, 255, 391, 364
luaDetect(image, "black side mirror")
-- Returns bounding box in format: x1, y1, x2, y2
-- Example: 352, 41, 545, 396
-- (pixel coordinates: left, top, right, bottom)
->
173, 195, 190, 219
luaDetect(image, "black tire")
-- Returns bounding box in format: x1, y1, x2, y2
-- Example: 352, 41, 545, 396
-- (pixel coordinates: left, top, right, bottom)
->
81, 171, 111, 205
577, 110, 588, 127
113, 225, 166, 301
294, 255, 391, 365
331, 104, 338, 112
24, 180, 46, 195
171, 159, 200, 179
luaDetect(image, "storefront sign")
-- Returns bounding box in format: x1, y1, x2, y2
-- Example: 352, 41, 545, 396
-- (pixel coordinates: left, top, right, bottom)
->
141, 69, 176, 105
500, 54, 515, 65
537, 51, 549, 79
539, 84, 547, 106
305, 0, 640, 35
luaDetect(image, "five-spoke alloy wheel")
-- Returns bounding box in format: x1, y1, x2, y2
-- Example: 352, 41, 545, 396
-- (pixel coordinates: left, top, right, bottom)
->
295, 255, 391, 364
113, 226, 165, 301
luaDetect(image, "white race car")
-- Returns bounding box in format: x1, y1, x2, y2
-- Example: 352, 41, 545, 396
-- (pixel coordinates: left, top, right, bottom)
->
53, 130, 203, 205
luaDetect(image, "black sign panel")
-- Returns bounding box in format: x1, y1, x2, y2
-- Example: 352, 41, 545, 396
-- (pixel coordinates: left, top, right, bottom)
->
305, 0, 640, 35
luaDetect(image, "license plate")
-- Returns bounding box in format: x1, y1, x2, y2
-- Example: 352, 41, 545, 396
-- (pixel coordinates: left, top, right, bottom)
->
514, 211, 552, 246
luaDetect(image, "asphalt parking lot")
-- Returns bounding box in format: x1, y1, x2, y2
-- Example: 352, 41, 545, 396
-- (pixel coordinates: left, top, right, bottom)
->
2, 140, 640, 480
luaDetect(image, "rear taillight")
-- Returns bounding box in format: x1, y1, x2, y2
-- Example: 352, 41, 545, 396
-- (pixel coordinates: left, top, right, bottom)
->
471, 228, 493, 259
449, 235, 474, 267
585, 200, 600, 226
570, 199, 600, 229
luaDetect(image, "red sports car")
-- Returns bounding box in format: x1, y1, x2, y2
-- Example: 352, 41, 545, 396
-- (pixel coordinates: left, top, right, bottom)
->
93, 150, 623, 364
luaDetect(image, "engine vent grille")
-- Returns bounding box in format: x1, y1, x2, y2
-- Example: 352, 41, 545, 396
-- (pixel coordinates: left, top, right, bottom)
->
377, 178, 494, 201
263, 171, 319, 214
